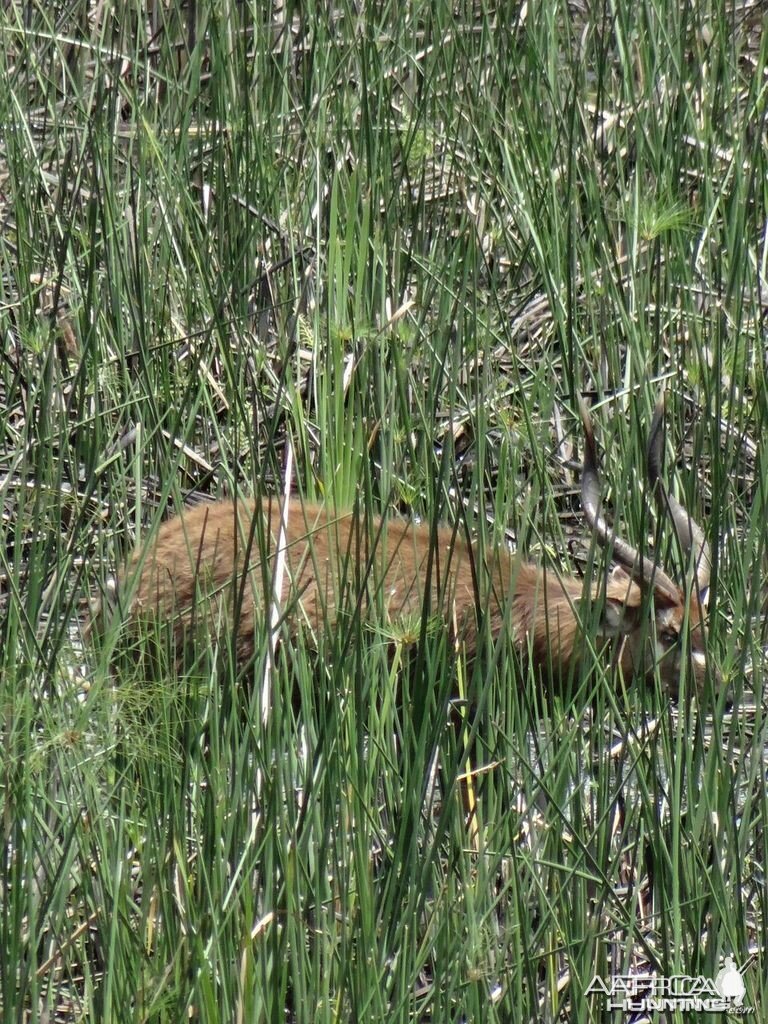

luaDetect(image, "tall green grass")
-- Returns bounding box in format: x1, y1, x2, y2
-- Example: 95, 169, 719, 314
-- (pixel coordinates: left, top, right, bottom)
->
0, 1, 766, 1020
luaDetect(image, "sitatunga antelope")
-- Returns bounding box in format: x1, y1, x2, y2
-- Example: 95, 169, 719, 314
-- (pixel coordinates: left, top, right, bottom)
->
98, 397, 716, 692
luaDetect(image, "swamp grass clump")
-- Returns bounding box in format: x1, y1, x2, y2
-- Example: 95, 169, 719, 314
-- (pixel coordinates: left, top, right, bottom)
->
0, 2, 766, 1020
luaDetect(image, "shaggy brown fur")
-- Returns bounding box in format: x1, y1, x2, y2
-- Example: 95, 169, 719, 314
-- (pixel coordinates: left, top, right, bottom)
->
103, 496, 709, 690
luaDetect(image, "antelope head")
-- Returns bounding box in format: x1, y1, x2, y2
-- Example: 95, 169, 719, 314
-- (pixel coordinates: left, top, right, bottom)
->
579, 396, 716, 694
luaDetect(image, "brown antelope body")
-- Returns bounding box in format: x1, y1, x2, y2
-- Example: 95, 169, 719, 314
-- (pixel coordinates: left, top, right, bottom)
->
108, 399, 715, 692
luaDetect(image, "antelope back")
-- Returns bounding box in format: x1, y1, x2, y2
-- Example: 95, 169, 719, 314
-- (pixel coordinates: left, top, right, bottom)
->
116, 498, 513, 666
104, 499, 611, 681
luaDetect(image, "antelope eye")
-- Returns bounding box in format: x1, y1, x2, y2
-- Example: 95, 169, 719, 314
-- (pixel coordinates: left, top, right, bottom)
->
658, 629, 678, 647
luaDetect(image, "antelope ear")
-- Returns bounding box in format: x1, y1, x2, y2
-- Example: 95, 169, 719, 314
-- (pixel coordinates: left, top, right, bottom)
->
609, 565, 634, 587
597, 567, 642, 638
597, 598, 640, 638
